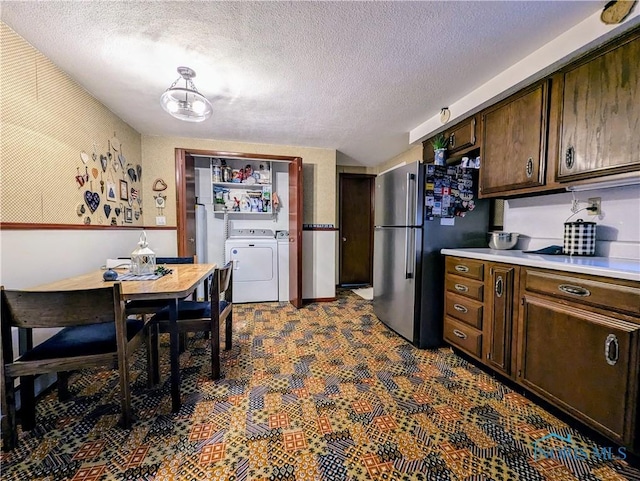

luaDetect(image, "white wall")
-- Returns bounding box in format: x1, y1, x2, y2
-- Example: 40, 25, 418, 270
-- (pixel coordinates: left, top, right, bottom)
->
303, 230, 337, 300
503, 184, 640, 259
0, 229, 176, 289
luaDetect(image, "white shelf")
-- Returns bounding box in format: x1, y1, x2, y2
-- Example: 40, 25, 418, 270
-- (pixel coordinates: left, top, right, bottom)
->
212, 182, 271, 189
212, 209, 273, 216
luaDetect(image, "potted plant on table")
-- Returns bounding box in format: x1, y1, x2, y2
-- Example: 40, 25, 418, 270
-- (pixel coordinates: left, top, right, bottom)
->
432, 134, 447, 166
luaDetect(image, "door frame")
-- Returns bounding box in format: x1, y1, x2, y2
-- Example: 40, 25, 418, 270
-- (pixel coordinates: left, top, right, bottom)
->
175, 148, 303, 307
338, 173, 375, 286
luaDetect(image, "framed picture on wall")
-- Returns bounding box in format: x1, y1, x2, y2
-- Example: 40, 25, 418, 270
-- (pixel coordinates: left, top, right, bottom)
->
124, 207, 133, 223
106, 181, 117, 202
119, 180, 129, 201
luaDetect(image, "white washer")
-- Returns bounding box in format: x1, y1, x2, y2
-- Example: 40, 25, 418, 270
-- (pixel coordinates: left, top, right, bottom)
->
225, 229, 278, 303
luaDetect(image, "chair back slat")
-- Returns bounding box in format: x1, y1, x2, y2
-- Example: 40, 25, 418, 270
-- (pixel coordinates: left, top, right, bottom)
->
218, 262, 233, 294
1, 285, 120, 329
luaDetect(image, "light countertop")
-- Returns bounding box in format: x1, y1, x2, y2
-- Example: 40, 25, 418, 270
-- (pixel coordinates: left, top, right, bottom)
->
441, 248, 640, 282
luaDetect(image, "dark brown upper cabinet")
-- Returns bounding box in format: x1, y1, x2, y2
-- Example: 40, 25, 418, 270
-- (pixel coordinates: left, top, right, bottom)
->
422, 115, 479, 164
557, 32, 640, 181
479, 81, 549, 197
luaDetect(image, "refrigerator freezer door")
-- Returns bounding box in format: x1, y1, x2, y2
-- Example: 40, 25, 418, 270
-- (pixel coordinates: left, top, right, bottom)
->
373, 226, 420, 343
374, 162, 421, 227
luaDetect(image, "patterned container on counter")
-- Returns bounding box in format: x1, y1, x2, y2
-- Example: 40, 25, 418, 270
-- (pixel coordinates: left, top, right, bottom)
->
563, 219, 596, 256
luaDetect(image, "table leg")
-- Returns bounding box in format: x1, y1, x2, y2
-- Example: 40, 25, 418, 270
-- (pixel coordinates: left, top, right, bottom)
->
169, 299, 181, 412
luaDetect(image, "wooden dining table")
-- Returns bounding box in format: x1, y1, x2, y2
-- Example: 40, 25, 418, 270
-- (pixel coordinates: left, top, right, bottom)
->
30, 263, 217, 412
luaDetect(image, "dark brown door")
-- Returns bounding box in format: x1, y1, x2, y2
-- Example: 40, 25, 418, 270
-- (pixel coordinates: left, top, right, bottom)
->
184, 152, 196, 258
175, 149, 196, 257
289, 158, 303, 308
558, 34, 640, 180
518, 294, 640, 446
339, 174, 374, 286
480, 81, 548, 196
484, 264, 515, 376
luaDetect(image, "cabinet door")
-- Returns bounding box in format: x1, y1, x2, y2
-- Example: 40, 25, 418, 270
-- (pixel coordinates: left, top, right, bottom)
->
484, 265, 515, 376
480, 82, 548, 196
447, 116, 476, 155
518, 295, 640, 446
558, 35, 640, 180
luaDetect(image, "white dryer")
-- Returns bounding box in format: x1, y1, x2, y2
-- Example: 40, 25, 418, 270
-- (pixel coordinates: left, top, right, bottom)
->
225, 229, 278, 303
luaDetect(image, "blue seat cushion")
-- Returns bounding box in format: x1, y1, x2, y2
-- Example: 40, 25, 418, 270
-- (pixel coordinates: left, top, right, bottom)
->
151, 300, 230, 322
19, 318, 145, 362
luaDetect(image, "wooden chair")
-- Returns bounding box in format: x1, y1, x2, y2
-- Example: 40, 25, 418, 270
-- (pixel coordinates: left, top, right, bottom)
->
149, 262, 233, 380
0, 284, 146, 451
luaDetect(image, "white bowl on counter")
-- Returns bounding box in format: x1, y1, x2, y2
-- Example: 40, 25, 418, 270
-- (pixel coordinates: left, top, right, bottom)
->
488, 231, 519, 250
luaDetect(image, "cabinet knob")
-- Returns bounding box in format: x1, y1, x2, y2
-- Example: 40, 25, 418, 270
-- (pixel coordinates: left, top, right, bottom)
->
525, 158, 533, 178
454, 284, 469, 293
605, 334, 619, 366
565, 146, 575, 169
342, 237, 347, 242
454, 265, 469, 273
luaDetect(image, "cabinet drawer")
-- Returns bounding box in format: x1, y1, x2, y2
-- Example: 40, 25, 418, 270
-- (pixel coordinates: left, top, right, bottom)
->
444, 317, 482, 358
445, 257, 484, 281
524, 269, 640, 317
445, 275, 484, 301
445, 293, 483, 329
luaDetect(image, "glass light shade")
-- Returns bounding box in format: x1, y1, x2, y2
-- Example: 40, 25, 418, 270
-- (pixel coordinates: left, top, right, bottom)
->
160, 67, 213, 123
130, 231, 156, 275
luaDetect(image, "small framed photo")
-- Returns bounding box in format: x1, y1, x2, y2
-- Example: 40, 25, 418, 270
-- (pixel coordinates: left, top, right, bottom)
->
124, 207, 133, 223
119, 180, 129, 201
106, 181, 117, 202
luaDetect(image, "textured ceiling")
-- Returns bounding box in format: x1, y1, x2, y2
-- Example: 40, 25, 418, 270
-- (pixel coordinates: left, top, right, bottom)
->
1, 1, 602, 167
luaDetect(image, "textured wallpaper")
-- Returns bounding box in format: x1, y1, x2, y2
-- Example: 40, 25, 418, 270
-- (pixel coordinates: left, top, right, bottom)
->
0, 23, 143, 227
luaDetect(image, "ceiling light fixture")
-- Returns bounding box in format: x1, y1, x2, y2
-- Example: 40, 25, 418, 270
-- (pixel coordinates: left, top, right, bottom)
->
160, 67, 213, 122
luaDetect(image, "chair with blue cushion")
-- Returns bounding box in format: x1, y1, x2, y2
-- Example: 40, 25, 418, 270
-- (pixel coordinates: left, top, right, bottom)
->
149, 262, 233, 380
0, 283, 146, 451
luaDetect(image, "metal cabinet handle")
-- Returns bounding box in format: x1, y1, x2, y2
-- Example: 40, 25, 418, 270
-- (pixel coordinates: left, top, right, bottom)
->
495, 276, 503, 298
454, 284, 469, 293
565, 146, 575, 169
605, 334, 619, 366
453, 304, 468, 313
558, 284, 591, 297
454, 265, 469, 273
449, 133, 456, 148
453, 329, 467, 339
525, 158, 533, 178
342, 237, 347, 242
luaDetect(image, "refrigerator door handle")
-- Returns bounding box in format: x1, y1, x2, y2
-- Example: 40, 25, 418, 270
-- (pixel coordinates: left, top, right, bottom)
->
405, 173, 416, 225
404, 229, 415, 279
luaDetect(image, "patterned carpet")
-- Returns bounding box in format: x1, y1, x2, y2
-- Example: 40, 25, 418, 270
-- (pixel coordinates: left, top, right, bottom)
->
2, 290, 638, 480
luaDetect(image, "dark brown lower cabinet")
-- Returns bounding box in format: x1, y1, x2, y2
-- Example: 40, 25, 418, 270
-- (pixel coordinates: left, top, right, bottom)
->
443, 256, 640, 453
518, 294, 640, 447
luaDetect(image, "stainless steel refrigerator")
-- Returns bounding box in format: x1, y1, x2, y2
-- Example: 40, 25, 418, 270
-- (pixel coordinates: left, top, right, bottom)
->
373, 161, 489, 348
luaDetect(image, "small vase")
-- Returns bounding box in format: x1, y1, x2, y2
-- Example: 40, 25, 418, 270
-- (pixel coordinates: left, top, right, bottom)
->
434, 148, 446, 166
